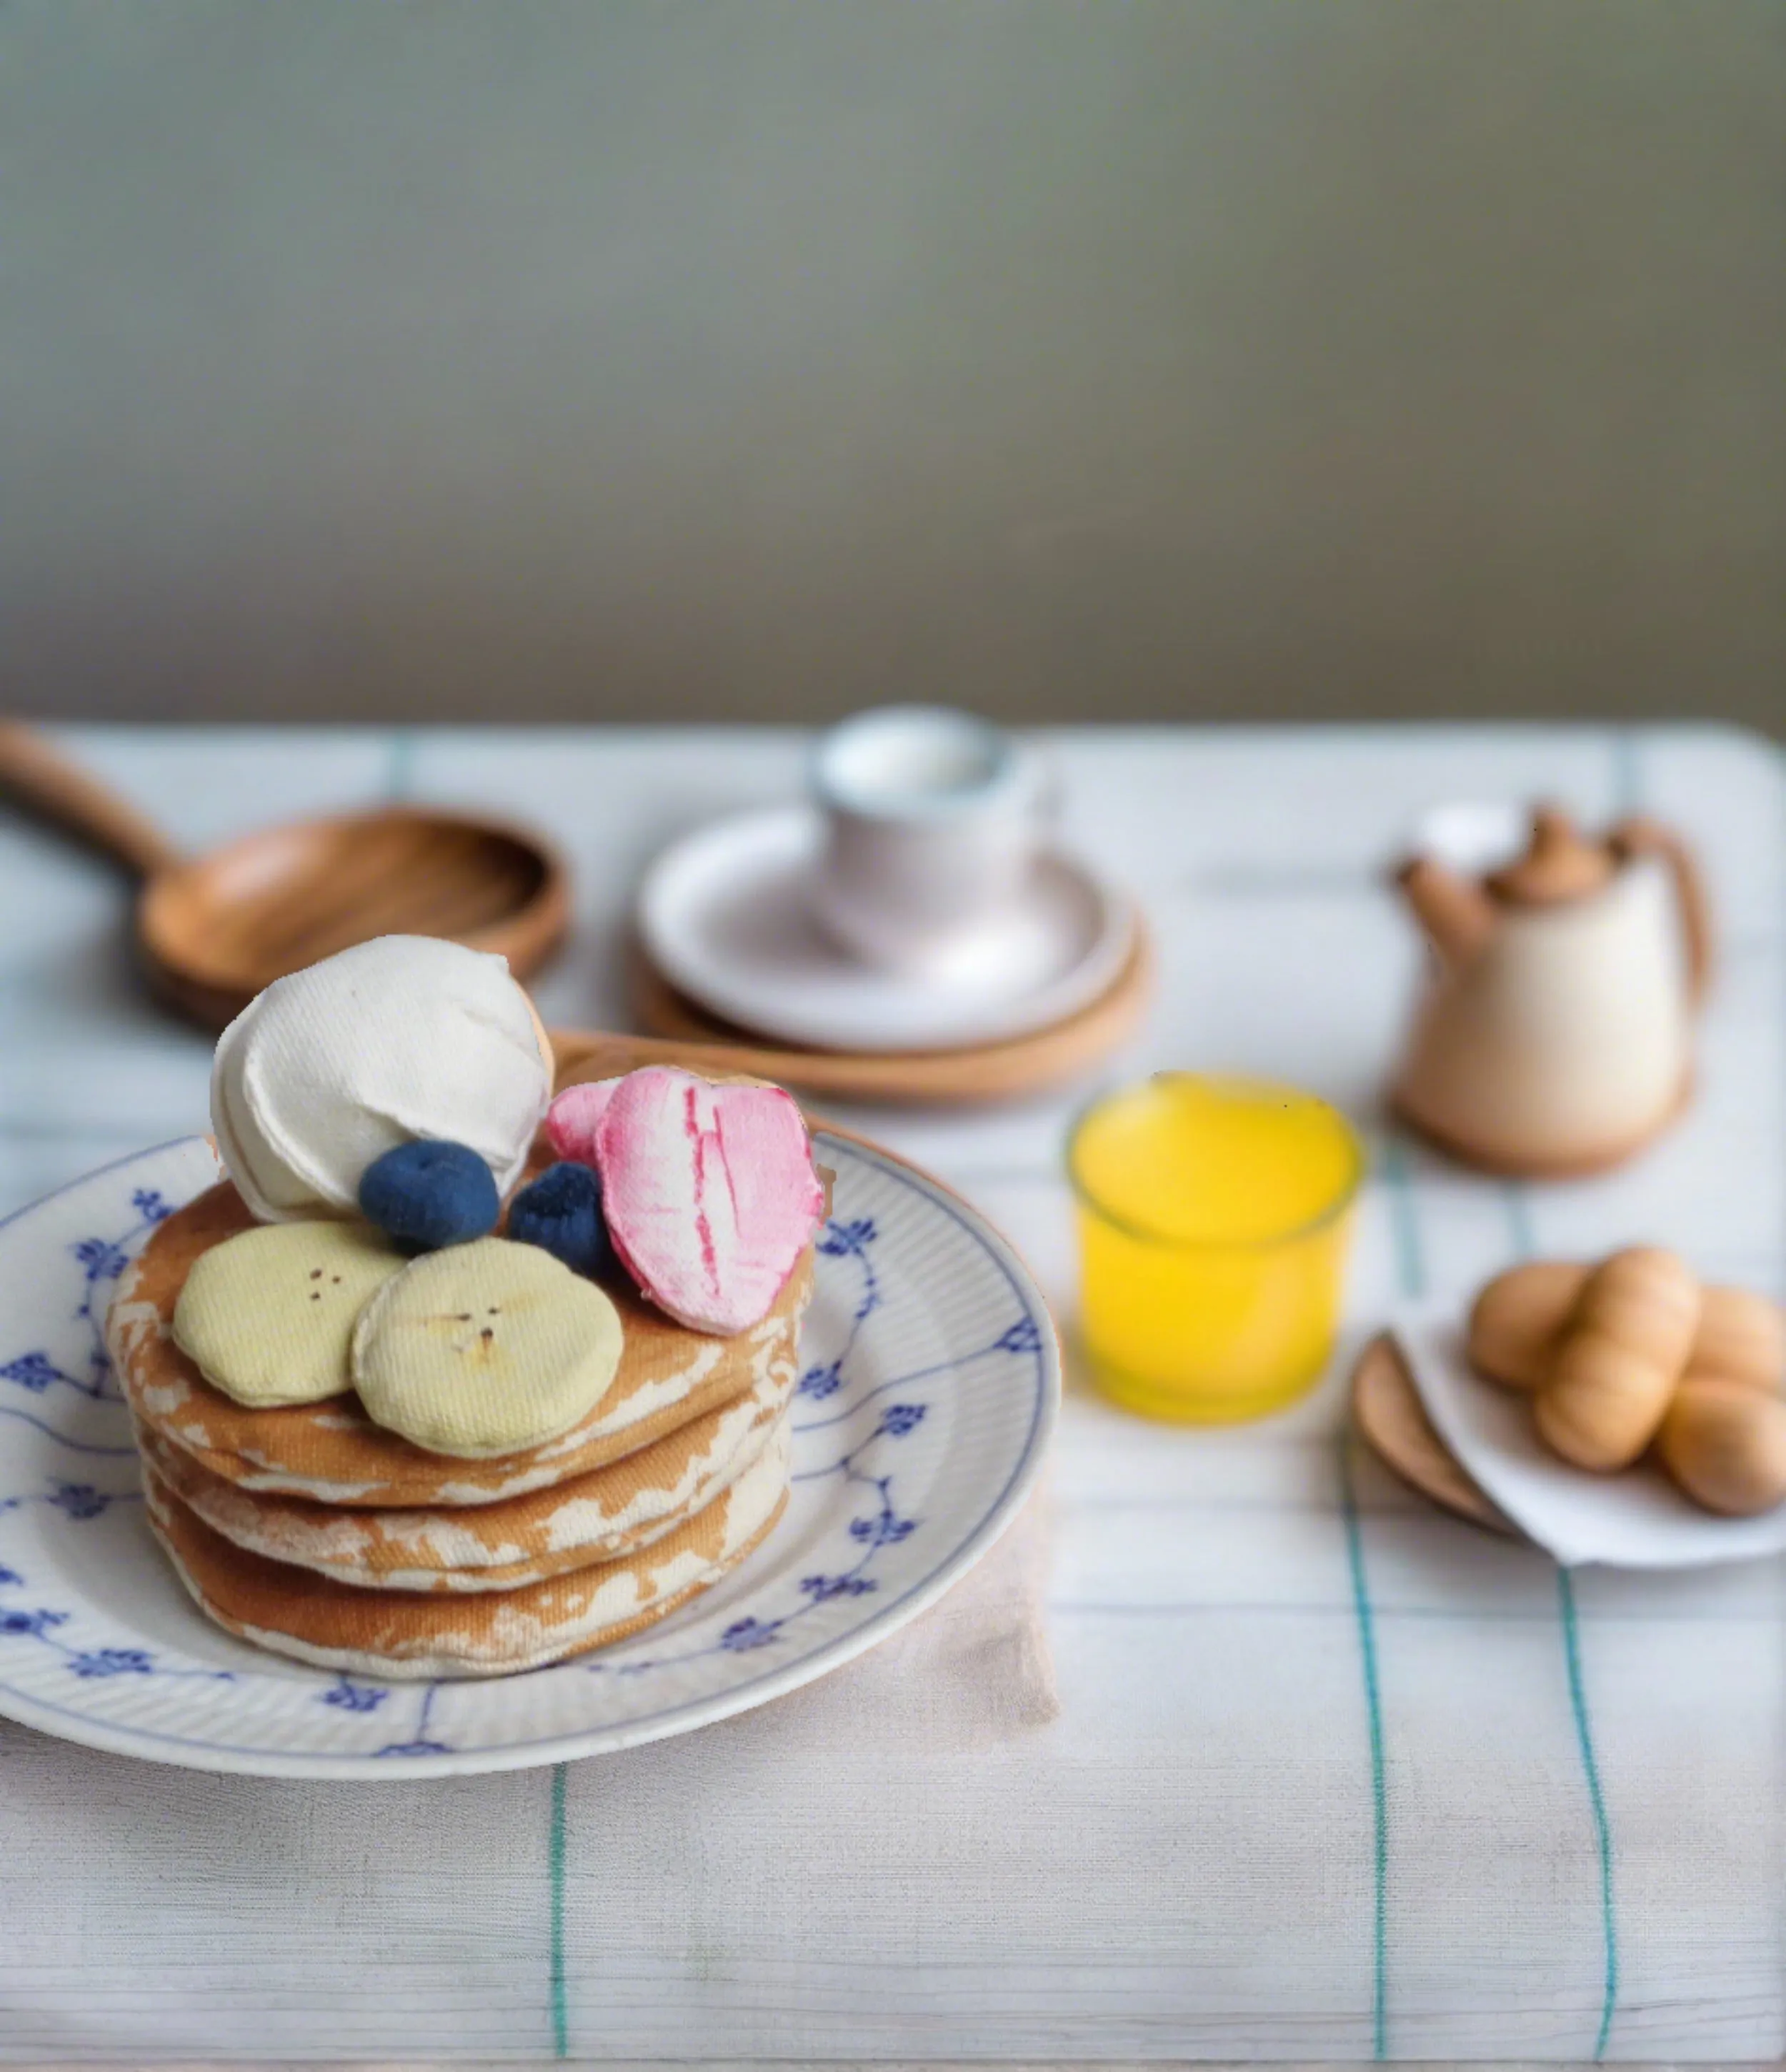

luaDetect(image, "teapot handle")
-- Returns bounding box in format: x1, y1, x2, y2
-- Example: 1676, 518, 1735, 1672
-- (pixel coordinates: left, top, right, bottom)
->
1612, 816, 1714, 1005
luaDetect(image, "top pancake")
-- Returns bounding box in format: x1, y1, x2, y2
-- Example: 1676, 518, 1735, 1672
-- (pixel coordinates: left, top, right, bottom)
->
109, 1173, 813, 1508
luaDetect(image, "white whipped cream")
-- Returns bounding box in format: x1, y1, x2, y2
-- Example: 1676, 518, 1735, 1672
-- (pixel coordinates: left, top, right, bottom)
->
211, 936, 553, 1222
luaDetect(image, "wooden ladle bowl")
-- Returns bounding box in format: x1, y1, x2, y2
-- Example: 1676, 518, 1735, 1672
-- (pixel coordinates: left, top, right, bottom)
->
0, 724, 569, 1028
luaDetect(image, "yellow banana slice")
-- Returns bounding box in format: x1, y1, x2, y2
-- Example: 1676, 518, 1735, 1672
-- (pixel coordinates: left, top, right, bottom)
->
351, 1237, 623, 1458
173, 1222, 406, 1408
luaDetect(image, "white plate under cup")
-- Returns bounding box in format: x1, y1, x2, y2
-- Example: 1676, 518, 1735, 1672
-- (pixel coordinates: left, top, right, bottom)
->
637, 808, 1135, 1053
809, 705, 1054, 975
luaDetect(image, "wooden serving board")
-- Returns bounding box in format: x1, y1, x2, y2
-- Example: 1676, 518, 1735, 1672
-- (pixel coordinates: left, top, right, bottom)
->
1350, 1331, 1517, 1536
548, 924, 1152, 1107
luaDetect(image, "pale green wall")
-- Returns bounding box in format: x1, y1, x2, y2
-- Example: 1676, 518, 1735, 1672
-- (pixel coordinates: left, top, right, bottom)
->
3, 1, 1781, 732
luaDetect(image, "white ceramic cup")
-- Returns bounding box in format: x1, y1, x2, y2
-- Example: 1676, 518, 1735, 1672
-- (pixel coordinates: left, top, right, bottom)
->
809, 705, 1053, 973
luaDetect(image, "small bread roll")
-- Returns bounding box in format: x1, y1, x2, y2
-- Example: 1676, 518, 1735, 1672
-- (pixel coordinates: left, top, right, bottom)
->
1467, 1260, 1590, 1390
1692, 1286, 1786, 1394
1536, 1247, 1700, 1471
1657, 1373, 1786, 1516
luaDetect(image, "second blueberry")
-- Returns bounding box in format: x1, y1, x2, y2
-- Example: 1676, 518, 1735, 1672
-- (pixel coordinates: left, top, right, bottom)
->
507, 1162, 612, 1276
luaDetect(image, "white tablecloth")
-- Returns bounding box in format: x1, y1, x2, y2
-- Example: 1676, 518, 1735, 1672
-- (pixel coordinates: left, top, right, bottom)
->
0, 724, 1780, 2062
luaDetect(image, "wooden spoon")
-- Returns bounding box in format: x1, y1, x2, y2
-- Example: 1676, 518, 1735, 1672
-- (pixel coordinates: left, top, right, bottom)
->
0, 724, 569, 1027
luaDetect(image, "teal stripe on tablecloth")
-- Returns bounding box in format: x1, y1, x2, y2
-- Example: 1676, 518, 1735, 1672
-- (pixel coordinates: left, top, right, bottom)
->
1558, 1570, 1619, 2058
1501, 1182, 1538, 1267
1379, 1136, 1426, 1300
1610, 727, 1643, 816
1338, 1439, 1390, 2059
549, 1763, 569, 2057
1335, 1130, 1433, 2056
385, 730, 417, 802
1506, 1172, 1620, 2059
1536, 732, 1639, 2058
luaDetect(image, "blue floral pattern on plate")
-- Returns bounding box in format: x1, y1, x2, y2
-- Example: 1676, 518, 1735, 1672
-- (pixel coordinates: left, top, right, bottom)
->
0, 1133, 1056, 1778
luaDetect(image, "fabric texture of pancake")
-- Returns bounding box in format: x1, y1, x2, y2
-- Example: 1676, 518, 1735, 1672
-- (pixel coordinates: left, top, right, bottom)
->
109, 1180, 812, 1505
143, 1421, 792, 1677
134, 1357, 792, 1591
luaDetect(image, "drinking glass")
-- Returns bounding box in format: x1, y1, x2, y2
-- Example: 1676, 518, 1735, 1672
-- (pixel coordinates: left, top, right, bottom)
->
1069, 1074, 1364, 1423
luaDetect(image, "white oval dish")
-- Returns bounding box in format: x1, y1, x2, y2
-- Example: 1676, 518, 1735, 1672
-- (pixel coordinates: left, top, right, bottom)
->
637, 806, 1135, 1053
0, 1133, 1057, 1778
1395, 1306, 1786, 1569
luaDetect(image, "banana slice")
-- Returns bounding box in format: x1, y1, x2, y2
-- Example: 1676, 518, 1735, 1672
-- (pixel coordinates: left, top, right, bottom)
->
351, 1237, 623, 1458
174, 1222, 406, 1408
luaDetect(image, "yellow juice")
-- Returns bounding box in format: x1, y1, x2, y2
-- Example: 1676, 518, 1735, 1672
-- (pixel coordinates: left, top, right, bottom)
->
1069, 1075, 1363, 1423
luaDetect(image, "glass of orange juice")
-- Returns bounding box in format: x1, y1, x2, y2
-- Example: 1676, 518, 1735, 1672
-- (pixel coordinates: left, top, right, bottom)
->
1068, 1074, 1364, 1423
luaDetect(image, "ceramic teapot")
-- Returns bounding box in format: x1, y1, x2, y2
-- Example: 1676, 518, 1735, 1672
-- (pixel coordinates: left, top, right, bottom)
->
1391, 805, 1712, 1176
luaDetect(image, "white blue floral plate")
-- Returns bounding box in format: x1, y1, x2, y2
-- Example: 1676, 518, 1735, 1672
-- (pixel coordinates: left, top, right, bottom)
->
0, 1132, 1057, 1778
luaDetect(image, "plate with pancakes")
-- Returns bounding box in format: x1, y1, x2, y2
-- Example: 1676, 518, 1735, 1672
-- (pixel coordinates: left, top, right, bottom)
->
0, 1125, 1056, 1778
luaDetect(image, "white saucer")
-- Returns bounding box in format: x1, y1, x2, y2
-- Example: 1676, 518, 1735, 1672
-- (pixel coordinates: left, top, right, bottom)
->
637, 807, 1135, 1054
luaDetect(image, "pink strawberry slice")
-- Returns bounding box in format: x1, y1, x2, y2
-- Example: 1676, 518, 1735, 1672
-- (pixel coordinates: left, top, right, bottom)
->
544, 1078, 621, 1168
594, 1067, 825, 1335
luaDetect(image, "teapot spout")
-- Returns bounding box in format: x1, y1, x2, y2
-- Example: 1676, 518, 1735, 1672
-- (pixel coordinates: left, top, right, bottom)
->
1395, 855, 1500, 965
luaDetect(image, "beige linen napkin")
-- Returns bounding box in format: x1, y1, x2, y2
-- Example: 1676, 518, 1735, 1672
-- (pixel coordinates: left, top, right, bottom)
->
766, 1484, 1057, 1749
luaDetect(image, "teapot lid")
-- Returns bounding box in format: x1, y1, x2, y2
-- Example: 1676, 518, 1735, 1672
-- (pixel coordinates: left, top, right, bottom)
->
1485, 805, 1615, 906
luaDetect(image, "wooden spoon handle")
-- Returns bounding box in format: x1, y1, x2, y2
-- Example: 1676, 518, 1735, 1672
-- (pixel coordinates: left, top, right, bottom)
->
1611, 814, 1715, 1005
0, 722, 183, 878
549, 1027, 869, 1092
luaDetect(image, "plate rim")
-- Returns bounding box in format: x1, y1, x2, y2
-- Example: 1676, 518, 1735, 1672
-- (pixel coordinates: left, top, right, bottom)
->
0, 1130, 1059, 1779
639, 802, 1135, 1052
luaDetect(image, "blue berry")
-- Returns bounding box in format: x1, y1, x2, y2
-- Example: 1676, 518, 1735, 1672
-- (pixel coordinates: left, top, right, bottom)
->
507, 1162, 612, 1276
358, 1140, 499, 1252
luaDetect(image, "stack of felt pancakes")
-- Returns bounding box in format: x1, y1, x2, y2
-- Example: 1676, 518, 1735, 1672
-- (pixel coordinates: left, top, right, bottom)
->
109, 1173, 812, 1678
